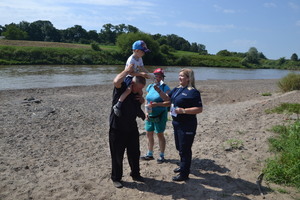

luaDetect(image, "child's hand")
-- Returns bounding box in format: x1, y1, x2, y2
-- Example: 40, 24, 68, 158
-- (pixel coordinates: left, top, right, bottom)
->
139, 72, 149, 78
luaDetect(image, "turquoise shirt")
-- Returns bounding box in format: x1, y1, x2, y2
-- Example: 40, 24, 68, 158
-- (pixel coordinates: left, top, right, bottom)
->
145, 82, 170, 116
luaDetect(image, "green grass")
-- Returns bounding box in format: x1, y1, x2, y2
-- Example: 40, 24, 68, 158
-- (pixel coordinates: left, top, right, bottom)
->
173, 50, 199, 56
100, 45, 119, 51
263, 120, 300, 190
278, 73, 300, 92
261, 92, 272, 96
265, 103, 300, 119
0, 45, 123, 65
224, 139, 244, 150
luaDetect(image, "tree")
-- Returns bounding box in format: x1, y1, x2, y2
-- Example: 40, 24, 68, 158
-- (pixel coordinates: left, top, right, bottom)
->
245, 47, 259, 64
217, 49, 231, 56
258, 52, 267, 59
160, 44, 174, 55
0, 25, 4, 35
88, 30, 99, 42
23, 20, 61, 42
127, 25, 139, 33
278, 57, 286, 65
99, 23, 116, 44
198, 44, 208, 55
61, 25, 87, 43
1, 24, 28, 40
165, 34, 190, 51
291, 53, 298, 61
190, 42, 199, 52
116, 32, 161, 64
98, 23, 139, 45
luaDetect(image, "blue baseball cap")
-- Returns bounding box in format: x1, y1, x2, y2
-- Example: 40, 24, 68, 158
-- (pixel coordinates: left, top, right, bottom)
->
132, 40, 150, 53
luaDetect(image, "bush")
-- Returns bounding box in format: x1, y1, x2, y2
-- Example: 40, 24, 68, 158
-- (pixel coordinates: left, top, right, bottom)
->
91, 42, 101, 51
278, 73, 300, 92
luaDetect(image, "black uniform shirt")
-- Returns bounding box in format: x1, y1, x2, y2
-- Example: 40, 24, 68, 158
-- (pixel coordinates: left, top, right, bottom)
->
109, 82, 140, 131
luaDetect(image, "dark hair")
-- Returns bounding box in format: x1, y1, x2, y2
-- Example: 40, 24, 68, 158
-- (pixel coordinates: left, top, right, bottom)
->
133, 76, 146, 85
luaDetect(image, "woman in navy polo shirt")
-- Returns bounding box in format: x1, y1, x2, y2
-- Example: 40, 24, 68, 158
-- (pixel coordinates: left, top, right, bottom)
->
168, 68, 203, 181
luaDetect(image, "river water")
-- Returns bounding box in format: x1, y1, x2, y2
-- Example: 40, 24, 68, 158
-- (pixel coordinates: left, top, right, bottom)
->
0, 65, 299, 90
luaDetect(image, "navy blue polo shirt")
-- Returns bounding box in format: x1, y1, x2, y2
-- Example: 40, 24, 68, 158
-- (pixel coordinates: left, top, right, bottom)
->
169, 86, 202, 131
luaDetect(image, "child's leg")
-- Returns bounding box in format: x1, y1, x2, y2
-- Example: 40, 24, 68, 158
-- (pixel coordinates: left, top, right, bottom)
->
113, 76, 133, 117
118, 76, 133, 103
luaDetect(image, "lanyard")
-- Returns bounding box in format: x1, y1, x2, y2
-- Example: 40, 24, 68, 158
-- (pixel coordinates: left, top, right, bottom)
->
171, 86, 186, 103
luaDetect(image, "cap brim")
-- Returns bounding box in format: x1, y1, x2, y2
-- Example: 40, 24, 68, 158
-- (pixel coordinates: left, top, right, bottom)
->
143, 49, 151, 53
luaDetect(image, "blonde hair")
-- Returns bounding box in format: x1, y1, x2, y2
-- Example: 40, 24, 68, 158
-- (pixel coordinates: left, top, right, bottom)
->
180, 68, 195, 89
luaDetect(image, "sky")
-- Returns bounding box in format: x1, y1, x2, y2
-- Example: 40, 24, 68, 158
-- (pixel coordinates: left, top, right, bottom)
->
0, 0, 300, 60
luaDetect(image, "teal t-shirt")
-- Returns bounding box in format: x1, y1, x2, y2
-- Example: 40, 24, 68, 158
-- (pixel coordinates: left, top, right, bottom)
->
145, 82, 170, 116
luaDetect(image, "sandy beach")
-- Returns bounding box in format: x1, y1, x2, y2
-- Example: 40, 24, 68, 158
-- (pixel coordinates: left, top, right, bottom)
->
0, 79, 299, 200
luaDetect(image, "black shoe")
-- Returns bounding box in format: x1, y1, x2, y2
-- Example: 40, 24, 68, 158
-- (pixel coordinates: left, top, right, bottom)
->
172, 174, 189, 182
132, 175, 145, 182
173, 167, 181, 173
113, 104, 121, 117
140, 155, 154, 160
157, 157, 165, 164
113, 181, 123, 188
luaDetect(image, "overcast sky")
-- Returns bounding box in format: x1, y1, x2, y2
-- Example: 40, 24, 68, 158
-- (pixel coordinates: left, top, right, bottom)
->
1, 0, 299, 59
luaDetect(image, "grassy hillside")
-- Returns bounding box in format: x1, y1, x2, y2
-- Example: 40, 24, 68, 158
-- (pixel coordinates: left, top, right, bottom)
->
0, 39, 299, 69
0, 40, 123, 65
0, 39, 91, 49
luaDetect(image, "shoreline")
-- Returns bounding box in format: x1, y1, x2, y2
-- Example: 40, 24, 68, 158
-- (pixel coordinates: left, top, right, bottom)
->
0, 78, 279, 92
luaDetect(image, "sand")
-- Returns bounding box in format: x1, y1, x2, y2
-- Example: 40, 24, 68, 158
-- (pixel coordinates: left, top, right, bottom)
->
0, 79, 299, 200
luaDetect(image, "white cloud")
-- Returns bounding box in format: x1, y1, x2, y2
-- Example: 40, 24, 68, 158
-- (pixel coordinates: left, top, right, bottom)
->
176, 21, 235, 32
213, 4, 236, 14
263, 2, 277, 8
0, 0, 158, 29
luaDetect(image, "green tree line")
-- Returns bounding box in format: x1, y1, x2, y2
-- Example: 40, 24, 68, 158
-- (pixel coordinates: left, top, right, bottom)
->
0, 20, 207, 54
0, 20, 300, 69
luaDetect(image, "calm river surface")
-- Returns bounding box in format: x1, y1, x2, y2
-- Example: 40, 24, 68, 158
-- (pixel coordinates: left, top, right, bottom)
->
0, 65, 299, 90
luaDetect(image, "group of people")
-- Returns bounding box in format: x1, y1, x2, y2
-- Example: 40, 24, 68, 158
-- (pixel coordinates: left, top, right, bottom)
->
108, 40, 203, 188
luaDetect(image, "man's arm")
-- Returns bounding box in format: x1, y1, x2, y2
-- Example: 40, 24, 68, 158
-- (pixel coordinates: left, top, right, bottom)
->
113, 65, 133, 88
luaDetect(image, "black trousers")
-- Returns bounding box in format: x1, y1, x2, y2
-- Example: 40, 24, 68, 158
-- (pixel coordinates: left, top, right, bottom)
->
109, 127, 141, 181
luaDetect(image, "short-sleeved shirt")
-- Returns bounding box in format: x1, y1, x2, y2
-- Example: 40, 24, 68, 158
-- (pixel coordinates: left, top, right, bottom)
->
145, 82, 170, 116
169, 86, 202, 131
109, 82, 140, 131
125, 54, 144, 73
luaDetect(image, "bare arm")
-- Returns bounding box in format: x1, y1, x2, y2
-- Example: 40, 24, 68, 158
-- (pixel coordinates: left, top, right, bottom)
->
176, 107, 203, 115
113, 65, 133, 88
130, 65, 153, 79
138, 65, 150, 73
150, 85, 171, 108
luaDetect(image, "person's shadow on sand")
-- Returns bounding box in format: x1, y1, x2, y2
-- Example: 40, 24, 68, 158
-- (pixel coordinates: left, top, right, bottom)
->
122, 158, 271, 200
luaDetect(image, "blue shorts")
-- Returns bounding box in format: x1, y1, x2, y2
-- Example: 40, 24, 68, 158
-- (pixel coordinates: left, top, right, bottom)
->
124, 76, 133, 87
145, 110, 168, 133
